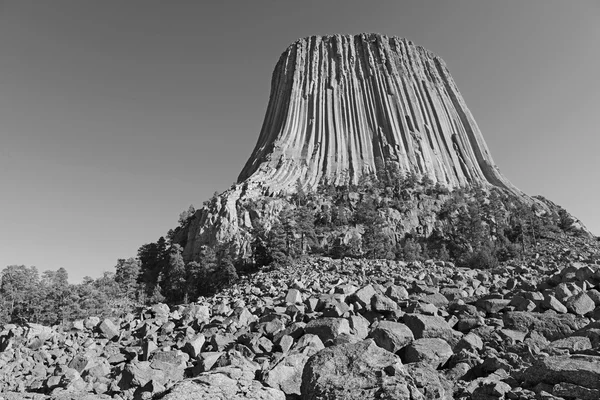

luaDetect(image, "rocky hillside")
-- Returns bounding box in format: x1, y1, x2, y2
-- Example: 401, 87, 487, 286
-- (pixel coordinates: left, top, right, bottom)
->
1, 234, 599, 399
175, 34, 589, 264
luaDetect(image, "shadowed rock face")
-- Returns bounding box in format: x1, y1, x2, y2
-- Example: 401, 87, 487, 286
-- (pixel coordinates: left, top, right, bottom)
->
239, 33, 519, 194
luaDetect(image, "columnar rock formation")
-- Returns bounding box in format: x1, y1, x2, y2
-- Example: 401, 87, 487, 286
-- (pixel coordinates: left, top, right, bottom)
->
239, 33, 519, 194
179, 33, 536, 261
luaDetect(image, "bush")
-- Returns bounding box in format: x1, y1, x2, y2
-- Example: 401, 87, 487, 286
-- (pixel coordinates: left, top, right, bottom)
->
464, 246, 499, 269
402, 238, 422, 262
496, 242, 520, 262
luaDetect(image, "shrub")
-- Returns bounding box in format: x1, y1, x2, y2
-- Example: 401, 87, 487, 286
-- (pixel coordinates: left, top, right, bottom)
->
464, 246, 499, 269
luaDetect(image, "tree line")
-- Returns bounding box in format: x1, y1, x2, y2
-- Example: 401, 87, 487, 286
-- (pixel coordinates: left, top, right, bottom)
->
2, 159, 580, 325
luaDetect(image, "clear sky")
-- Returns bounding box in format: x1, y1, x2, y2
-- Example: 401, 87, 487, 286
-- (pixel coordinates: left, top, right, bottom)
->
1, 1, 599, 283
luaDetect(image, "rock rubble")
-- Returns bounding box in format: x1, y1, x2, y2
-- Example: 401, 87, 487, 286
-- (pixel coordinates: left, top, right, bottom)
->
1, 245, 600, 399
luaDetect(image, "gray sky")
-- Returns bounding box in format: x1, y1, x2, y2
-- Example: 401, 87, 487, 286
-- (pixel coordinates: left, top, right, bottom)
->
1, 1, 599, 282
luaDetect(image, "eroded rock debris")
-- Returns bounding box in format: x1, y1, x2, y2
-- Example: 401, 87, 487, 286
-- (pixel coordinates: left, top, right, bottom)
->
1, 236, 600, 400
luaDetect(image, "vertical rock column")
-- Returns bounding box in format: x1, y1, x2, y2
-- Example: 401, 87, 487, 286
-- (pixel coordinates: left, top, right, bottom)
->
238, 33, 519, 195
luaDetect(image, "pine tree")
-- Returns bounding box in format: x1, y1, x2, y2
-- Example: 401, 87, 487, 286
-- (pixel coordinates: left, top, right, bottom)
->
149, 284, 165, 304
295, 205, 316, 254
267, 220, 289, 266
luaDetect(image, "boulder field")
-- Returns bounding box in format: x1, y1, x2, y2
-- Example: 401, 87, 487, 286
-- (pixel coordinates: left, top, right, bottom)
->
1, 249, 600, 399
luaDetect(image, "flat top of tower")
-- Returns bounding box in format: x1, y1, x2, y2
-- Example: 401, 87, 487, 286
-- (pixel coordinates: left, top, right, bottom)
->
283, 33, 440, 62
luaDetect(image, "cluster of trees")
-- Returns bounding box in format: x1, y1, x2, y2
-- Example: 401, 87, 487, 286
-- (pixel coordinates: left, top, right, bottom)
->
243, 159, 574, 270
3, 161, 580, 326
0, 260, 141, 326
135, 238, 238, 305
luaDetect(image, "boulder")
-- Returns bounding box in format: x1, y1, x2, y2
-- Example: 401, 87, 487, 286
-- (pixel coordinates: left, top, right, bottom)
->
98, 319, 119, 340
522, 355, 600, 390
369, 321, 414, 353
301, 339, 437, 400
304, 318, 351, 344
403, 338, 453, 368
403, 314, 461, 346
263, 352, 308, 396
565, 292, 595, 315
503, 311, 588, 341
158, 361, 285, 400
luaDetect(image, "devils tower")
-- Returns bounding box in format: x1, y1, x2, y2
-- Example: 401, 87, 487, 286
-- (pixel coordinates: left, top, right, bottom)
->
176, 33, 586, 262
239, 33, 519, 194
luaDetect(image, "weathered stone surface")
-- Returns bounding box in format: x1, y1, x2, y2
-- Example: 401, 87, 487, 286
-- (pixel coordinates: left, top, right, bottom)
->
542, 294, 568, 314
180, 33, 527, 261
502, 311, 588, 341
547, 336, 592, 352
301, 339, 452, 400
403, 338, 453, 368
285, 289, 303, 304
305, 318, 351, 344
98, 319, 119, 340
183, 334, 206, 358
522, 355, 600, 390
403, 314, 461, 345
476, 298, 511, 314
369, 321, 414, 353
565, 292, 595, 315
238, 34, 519, 195
552, 382, 600, 400
263, 352, 308, 396
159, 363, 286, 400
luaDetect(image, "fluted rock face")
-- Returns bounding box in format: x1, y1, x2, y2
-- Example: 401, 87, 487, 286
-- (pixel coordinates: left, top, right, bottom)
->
239, 33, 518, 194
179, 34, 533, 261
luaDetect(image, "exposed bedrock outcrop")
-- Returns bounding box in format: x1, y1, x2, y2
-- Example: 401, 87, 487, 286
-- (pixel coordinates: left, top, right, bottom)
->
239, 33, 519, 194
178, 33, 565, 261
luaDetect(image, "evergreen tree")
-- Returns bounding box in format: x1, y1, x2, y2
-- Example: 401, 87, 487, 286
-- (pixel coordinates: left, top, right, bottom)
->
267, 220, 289, 266
250, 220, 272, 268
402, 238, 422, 262
295, 205, 317, 254
114, 258, 141, 303
163, 244, 186, 303
138, 237, 168, 296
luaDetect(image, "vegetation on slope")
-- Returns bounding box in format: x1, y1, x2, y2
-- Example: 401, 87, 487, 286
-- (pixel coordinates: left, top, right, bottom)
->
1, 162, 595, 326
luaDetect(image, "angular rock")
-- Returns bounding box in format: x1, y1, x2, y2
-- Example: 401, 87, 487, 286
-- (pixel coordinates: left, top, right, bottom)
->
403, 314, 461, 346
351, 284, 377, 310
371, 293, 397, 313
542, 294, 568, 314
552, 382, 600, 400
522, 355, 600, 390
159, 361, 285, 400
565, 292, 595, 315
503, 311, 587, 341
183, 334, 206, 358
476, 298, 511, 314
285, 289, 303, 305
403, 338, 453, 368
263, 352, 308, 396
301, 340, 410, 400
369, 321, 414, 353
304, 317, 351, 344
98, 319, 119, 340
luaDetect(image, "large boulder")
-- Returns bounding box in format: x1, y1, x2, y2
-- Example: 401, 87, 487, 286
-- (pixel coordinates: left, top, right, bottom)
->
305, 318, 351, 344
403, 314, 461, 346
521, 355, 600, 390
263, 352, 309, 396
403, 338, 453, 368
369, 321, 414, 353
503, 311, 588, 341
158, 358, 285, 400
300, 339, 452, 400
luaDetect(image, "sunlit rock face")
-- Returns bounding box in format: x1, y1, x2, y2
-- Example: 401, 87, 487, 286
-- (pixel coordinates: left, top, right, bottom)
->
179, 33, 529, 261
238, 33, 519, 194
